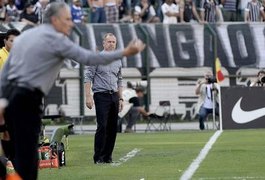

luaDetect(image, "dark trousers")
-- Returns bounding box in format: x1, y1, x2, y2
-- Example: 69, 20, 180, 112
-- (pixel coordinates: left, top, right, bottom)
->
223, 10, 238, 21
126, 107, 139, 129
2, 84, 43, 180
199, 106, 219, 130
93, 92, 119, 162
91, 7, 106, 23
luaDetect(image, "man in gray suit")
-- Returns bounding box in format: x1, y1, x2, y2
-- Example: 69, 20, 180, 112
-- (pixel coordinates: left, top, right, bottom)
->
0, 2, 145, 180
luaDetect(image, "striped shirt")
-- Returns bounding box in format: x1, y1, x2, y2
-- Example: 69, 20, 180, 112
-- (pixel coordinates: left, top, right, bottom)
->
223, 0, 237, 11
84, 54, 122, 93
200, 0, 219, 22
245, 0, 264, 21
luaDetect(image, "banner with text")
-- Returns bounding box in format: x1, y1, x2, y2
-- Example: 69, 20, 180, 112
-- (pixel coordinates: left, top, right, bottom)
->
4, 22, 265, 69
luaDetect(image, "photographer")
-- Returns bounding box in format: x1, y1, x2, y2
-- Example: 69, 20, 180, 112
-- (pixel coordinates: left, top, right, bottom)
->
195, 71, 219, 130
250, 70, 265, 87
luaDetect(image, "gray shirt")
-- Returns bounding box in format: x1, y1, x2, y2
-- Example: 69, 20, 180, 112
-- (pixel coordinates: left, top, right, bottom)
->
0, 24, 123, 95
84, 57, 122, 93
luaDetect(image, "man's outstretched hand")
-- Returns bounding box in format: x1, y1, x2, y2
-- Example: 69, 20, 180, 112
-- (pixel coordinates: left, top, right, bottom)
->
123, 39, 146, 57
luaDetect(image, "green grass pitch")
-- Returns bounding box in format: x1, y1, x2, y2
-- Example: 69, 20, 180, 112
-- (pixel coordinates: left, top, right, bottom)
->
38, 130, 265, 180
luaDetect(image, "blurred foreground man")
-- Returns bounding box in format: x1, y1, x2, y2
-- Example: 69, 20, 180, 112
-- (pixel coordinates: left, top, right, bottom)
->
0, 2, 145, 180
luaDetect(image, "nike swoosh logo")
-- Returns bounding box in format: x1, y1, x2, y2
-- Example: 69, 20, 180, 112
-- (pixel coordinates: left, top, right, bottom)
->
232, 97, 265, 124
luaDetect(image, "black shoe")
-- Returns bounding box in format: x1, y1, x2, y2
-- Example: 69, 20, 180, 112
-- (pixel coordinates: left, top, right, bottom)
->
95, 159, 105, 164
104, 159, 113, 163
95, 159, 113, 164
93, 156, 100, 164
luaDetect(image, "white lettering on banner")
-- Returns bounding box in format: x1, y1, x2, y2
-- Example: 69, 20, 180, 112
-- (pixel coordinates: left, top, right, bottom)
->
143, 24, 161, 67
216, 24, 236, 67
128, 24, 142, 67
191, 24, 204, 66
176, 31, 190, 60
250, 24, 265, 68
236, 31, 248, 59
164, 25, 176, 67
132, 23, 264, 68
86, 24, 97, 51
6, 23, 265, 68
114, 24, 126, 63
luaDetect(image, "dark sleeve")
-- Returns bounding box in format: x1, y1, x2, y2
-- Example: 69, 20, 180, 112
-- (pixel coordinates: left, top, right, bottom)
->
129, 97, 140, 107
32, 14, 39, 23
19, 12, 25, 21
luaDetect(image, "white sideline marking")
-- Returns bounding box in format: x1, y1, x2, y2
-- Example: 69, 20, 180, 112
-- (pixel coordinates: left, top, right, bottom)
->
180, 130, 223, 180
197, 177, 265, 180
111, 148, 141, 167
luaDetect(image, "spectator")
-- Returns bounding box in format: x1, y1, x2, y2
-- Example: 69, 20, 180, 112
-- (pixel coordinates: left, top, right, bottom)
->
0, 0, 7, 22
245, 0, 265, 22
131, 10, 142, 22
88, 0, 106, 23
199, 0, 223, 22
118, 0, 131, 22
6, 0, 19, 22
105, 0, 119, 23
0, 29, 20, 70
19, 3, 39, 26
134, 0, 160, 23
124, 0, 139, 15
123, 0, 131, 14
195, 71, 219, 130
151, 0, 163, 21
238, 0, 249, 21
221, 0, 239, 21
34, 0, 49, 24
84, 33, 124, 164
161, 0, 179, 24
180, 0, 203, 23
71, 0, 84, 23
124, 87, 149, 133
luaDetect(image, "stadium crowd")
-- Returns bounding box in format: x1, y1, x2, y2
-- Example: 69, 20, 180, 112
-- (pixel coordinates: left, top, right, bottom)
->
0, 0, 263, 24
